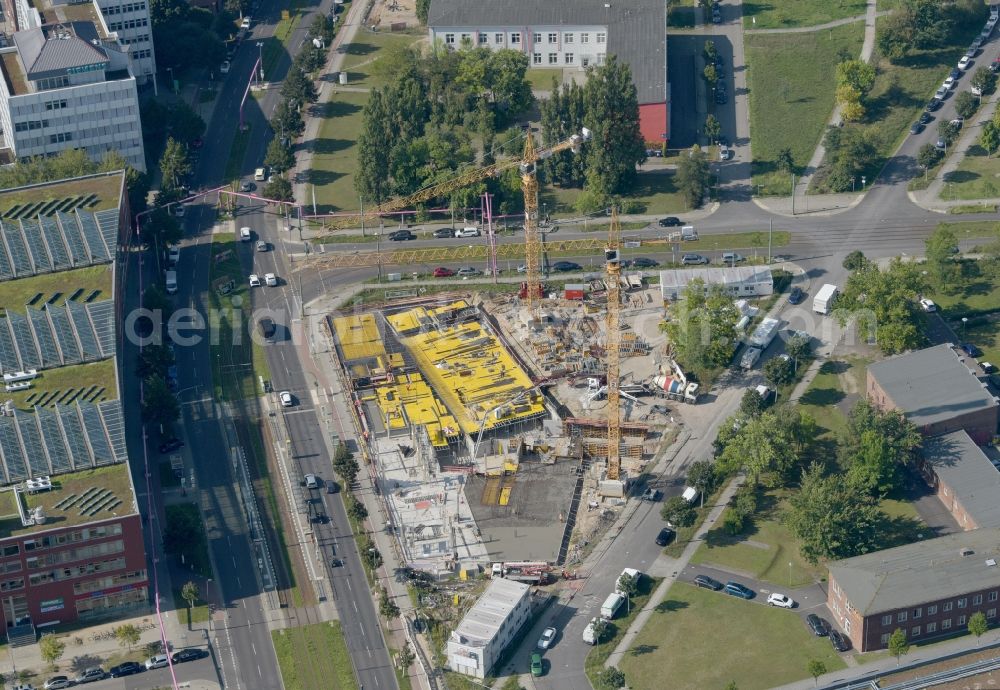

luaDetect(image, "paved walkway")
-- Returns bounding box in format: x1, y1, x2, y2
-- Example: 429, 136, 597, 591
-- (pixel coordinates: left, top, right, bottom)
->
744, 8, 890, 34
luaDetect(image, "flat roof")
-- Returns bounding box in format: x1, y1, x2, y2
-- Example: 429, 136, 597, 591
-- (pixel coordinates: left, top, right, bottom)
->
451, 578, 530, 647
0, 51, 29, 96
922, 430, 1000, 529
868, 344, 998, 430
426, 0, 666, 105
829, 528, 1000, 616
0, 173, 124, 216
0, 463, 135, 538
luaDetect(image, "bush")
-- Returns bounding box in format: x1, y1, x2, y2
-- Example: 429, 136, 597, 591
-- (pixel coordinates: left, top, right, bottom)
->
723, 510, 747, 535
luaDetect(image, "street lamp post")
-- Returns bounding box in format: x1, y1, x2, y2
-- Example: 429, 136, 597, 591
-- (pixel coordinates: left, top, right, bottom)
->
257, 42, 264, 82
962, 317, 969, 337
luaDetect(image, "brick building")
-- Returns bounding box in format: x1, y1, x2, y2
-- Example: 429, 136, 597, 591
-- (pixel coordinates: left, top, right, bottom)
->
828, 529, 1000, 652
867, 344, 999, 444
919, 429, 1000, 531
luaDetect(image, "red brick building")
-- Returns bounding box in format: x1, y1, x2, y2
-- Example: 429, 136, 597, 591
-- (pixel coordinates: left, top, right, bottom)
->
920, 429, 1000, 531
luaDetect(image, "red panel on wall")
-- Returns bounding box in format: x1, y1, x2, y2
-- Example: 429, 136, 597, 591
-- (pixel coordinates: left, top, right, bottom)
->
639, 102, 668, 145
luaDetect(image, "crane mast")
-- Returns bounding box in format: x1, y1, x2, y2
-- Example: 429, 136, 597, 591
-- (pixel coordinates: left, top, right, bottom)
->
520, 135, 542, 314
605, 208, 622, 482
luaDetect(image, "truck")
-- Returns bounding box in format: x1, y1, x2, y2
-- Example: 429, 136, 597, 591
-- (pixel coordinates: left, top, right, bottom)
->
747, 317, 781, 350
165, 270, 178, 295
681, 225, 698, 241
813, 284, 839, 315
652, 359, 700, 404
490, 561, 551, 584
740, 346, 762, 370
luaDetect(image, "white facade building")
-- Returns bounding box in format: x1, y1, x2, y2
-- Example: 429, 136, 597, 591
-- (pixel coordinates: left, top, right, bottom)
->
429, 25, 609, 69
447, 578, 531, 679
0, 21, 146, 170
659, 266, 774, 301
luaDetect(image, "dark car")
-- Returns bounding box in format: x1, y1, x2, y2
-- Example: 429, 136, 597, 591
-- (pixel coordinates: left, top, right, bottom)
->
919, 111, 932, 124
641, 487, 662, 501
172, 648, 209, 664
159, 438, 184, 454
110, 661, 144, 678
962, 343, 983, 357
723, 581, 755, 599
693, 574, 723, 591
259, 317, 277, 341
388, 230, 416, 241
806, 613, 829, 637
910, 122, 924, 135
830, 629, 851, 652
926, 98, 942, 112
655, 527, 675, 546
552, 261, 582, 272
433, 227, 454, 239
627, 257, 659, 268
326, 479, 339, 494
715, 90, 728, 105
950, 67, 962, 80
658, 217, 683, 227
787, 286, 805, 305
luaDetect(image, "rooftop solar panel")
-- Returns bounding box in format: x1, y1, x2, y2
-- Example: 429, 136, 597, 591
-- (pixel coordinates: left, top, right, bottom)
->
36, 406, 72, 474
19, 218, 52, 273
0, 318, 21, 373
0, 222, 14, 280
97, 400, 126, 463
86, 301, 115, 358
57, 212, 89, 266
47, 304, 81, 364
67, 301, 101, 361
2, 222, 32, 276
27, 307, 61, 368
94, 208, 120, 255
0, 416, 28, 483
39, 215, 70, 270
14, 409, 47, 477
79, 402, 113, 466
76, 210, 109, 262
59, 405, 91, 469
7, 311, 40, 370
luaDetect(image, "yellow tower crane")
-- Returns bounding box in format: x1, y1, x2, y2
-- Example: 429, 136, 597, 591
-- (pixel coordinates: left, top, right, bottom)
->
604, 208, 623, 486
300, 128, 592, 315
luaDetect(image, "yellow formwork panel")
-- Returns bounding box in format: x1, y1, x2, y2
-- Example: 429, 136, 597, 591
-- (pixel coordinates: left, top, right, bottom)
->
498, 486, 512, 506
386, 301, 469, 335
333, 313, 386, 362
374, 372, 461, 447
397, 314, 545, 435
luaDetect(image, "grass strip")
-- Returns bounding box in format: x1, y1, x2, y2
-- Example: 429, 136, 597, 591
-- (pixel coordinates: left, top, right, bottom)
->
272, 622, 358, 690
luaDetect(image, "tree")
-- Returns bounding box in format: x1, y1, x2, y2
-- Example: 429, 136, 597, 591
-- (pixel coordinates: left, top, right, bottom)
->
676, 146, 711, 208
540, 80, 587, 187
703, 40, 718, 63
355, 89, 392, 204
916, 142, 943, 171
785, 463, 883, 563
687, 460, 719, 497
836, 259, 926, 354
379, 586, 400, 619
971, 66, 997, 96
776, 147, 794, 173
888, 627, 910, 663
398, 643, 416, 670
271, 98, 304, 139
704, 114, 721, 144
591, 617, 609, 644
925, 224, 962, 292
280, 66, 318, 106
136, 344, 174, 379
115, 623, 142, 652
703, 63, 718, 87
724, 683, 738, 690
264, 137, 294, 174
843, 250, 867, 271
142, 377, 179, 427
181, 580, 200, 611
263, 175, 294, 202
719, 411, 803, 487
807, 659, 827, 685
168, 102, 206, 146
415, 0, 430, 23
39, 634, 65, 670
785, 335, 811, 373
334, 448, 360, 486
158, 137, 190, 191
739, 388, 766, 418
143, 285, 173, 318
662, 281, 740, 372
597, 667, 626, 690
836, 84, 865, 122
836, 60, 876, 96
763, 356, 794, 387
968, 611, 988, 643
583, 55, 647, 196
938, 120, 960, 145
346, 493, 368, 521
981, 121, 1000, 157
954, 91, 978, 120
487, 50, 533, 118
616, 572, 639, 600
661, 496, 696, 527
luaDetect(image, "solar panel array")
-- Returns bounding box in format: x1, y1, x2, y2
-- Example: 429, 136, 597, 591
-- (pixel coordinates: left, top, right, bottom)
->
0, 400, 126, 482
0, 299, 115, 374
0, 208, 116, 281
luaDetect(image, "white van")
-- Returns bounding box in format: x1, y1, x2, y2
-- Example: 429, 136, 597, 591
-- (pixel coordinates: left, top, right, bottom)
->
165, 270, 178, 294
254, 167, 268, 181
582, 617, 601, 645
681, 225, 698, 241
455, 227, 480, 238
601, 592, 626, 619
616, 568, 643, 592
682, 486, 700, 504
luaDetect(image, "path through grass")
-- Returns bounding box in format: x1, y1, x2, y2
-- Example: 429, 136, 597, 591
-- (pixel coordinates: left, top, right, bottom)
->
743, 0, 867, 29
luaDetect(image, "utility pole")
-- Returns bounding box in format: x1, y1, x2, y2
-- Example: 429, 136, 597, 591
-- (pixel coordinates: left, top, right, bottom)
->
360, 196, 365, 237
767, 218, 773, 263
790, 173, 795, 215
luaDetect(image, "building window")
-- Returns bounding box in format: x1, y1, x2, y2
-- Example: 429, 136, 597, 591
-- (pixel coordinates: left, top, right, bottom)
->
926, 622, 937, 633
533, 53, 542, 65
943, 618, 952, 629
548, 53, 558, 64
882, 614, 892, 626
880, 633, 891, 645
958, 598, 968, 608
928, 605, 937, 615
495, 33, 504, 44
974, 594, 983, 605
944, 602, 953, 612
913, 608, 921, 619
597, 32, 606, 43
445, 33, 455, 45
511, 32, 520, 44
990, 592, 998, 602
581, 32, 589, 43
564, 33, 574, 43
959, 615, 967, 626
461, 34, 471, 45
565, 53, 574, 64
548, 32, 557, 43
597, 53, 606, 64
990, 609, 998, 619
911, 625, 921, 637
533, 33, 542, 43
897, 611, 907, 622
478, 33, 487, 44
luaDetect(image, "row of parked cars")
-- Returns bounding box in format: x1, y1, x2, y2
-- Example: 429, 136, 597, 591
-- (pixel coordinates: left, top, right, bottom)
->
42, 649, 208, 687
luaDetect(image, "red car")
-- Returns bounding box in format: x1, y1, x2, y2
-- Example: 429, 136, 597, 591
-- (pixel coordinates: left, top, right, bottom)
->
433, 267, 455, 277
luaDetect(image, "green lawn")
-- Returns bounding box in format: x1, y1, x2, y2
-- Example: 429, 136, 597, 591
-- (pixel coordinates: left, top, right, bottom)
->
745, 25, 865, 195
585, 576, 661, 687
795, 356, 870, 437
272, 622, 357, 690
668, 4, 696, 28
171, 586, 210, 625
621, 582, 846, 689
8, 359, 117, 411
0, 174, 122, 215
743, 0, 867, 29
541, 169, 698, 216
0, 264, 112, 312
960, 320, 1000, 364
340, 31, 424, 88
943, 145, 1000, 200
526, 68, 564, 91
310, 91, 368, 212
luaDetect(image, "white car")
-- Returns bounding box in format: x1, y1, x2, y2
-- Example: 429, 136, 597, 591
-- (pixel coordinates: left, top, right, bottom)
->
919, 298, 937, 312
220, 60, 231, 74
767, 593, 795, 609
972, 84, 984, 96
537, 627, 557, 650
944, 76, 957, 89
241, 16, 251, 29
249, 274, 261, 287
279, 391, 293, 407
454, 227, 481, 238
145, 654, 169, 670
951, 116, 965, 128
959, 55, 972, 70
168, 245, 180, 265
719, 144, 732, 161
256, 240, 268, 252
240, 227, 252, 241
264, 273, 277, 287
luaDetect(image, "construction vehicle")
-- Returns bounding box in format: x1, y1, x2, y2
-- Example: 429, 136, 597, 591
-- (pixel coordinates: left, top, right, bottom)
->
652, 359, 700, 404
303, 127, 592, 316
491, 561, 551, 584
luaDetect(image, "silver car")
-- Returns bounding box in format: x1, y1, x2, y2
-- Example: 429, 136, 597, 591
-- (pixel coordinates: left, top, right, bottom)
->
681, 254, 708, 265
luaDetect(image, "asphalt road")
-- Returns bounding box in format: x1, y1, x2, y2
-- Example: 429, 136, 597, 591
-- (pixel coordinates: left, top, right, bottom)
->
51, 654, 216, 690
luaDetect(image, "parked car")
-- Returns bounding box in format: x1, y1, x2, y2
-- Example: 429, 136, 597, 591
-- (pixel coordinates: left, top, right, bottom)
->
926, 97, 943, 111
641, 487, 662, 501
919, 111, 932, 124
454, 227, 481, 238
723, 581, 755, 599
326, 479, 339, 493
264, 273, 278, 287
681, 254, 709, 265
626, 257, 659, 268
109, 661, 144, 677
75, 668, 108, 684
241, 16, 251, 29
249, 273, 261, 287
256, 240, 269, 252
240, 227, 252, 241
951, 67, 963, 80
959, 55, 972, 70
279, 391, 294, 407
935, 84, 949, 99
145, 655, 169, 670
721, 252, 744, 264
456, 267, 481, 277
992, 56, 1000, 72
767, 592, 795, 608
388, 230, 416, 241
910, 122, 924, 135
830, 629, 851, 652
715, 90, 728, 104
433, 227, 454, 238
43, 677, 73, 689
537, 627, 557, 650
936, 138, 948, 149
980, 361, 997, 374
951, 116, 965, 128
719, 144, 732, 160
655, 527, 674, 546
552, 261, 582, 272
172, 648, 209, 664
693, 574, 723, 590
530, 652, 543, 677
919, 298, 937, 312
658, 216, 683, 227
240, 181, 255, 192
220, 60, 231, 74
806, 613, 830, 636
168, 244, 181, 265
962, 343, 983, 357
159, 438, 184, 454
432, 267, 455, 277
788, 286, 806, 305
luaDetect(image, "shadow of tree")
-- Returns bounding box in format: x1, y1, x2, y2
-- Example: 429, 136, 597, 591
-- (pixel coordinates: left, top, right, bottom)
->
318, 100, 363, 119
306, 169, 345, 188
630, 643, 659, 656
70, 653, 103, 673
654, 599, 690, 614
311, 137, 354, 155
944, 170, 981, 184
